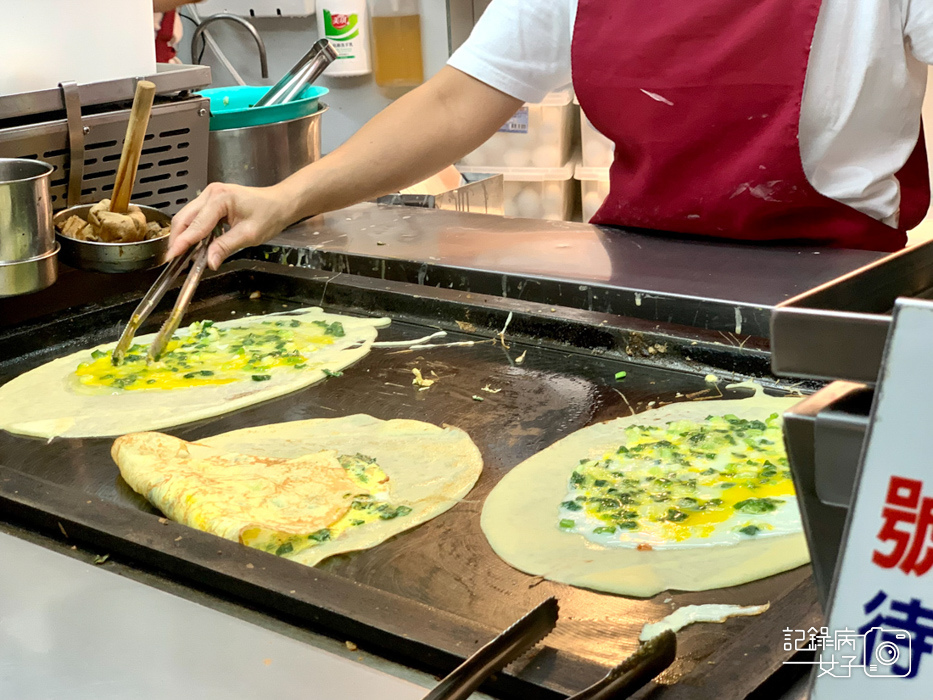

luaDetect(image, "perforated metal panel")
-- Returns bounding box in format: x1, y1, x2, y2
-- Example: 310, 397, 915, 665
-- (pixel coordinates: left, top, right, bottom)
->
0, 97, 209, 215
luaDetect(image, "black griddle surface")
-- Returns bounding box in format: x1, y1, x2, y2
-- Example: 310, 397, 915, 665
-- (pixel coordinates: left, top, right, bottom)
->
0, 263, 819, 699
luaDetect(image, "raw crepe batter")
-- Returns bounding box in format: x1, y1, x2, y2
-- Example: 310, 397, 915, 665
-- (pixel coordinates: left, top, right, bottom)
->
0, 307, 389, 439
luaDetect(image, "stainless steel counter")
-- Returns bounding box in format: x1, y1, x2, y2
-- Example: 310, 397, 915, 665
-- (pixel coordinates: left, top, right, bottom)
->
2, 204, 882, 338
255, 204, 883, 337
0, 526, 479, 700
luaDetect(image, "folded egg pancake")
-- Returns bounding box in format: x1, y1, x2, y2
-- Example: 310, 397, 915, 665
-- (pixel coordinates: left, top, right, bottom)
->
481, 385, 810, 597
0, 307, 389, 439
113, 432, 359, 544
113, 415, 483, 566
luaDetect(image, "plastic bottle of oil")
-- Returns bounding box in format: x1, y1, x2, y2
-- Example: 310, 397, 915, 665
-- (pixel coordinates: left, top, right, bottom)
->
370, 0, 424, 88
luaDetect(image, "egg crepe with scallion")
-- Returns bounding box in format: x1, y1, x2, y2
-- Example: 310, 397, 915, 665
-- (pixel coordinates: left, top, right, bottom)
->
482, 385, 810, 597
0, 307, 389, 439
112, 415, 483, 566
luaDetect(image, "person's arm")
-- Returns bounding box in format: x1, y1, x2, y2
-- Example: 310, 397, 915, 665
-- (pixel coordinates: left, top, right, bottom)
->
169, 67, 522, 269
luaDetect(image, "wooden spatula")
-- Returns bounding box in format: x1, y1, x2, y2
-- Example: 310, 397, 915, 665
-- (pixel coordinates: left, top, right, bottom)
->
110, 80, 156, 214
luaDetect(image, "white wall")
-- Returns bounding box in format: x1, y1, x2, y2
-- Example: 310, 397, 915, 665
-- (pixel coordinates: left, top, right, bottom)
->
176, 2, 473, 152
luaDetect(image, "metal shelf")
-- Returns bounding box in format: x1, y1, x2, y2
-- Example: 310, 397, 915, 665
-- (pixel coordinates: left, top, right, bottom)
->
0, 64, 212, 122
783, 381, 873, 607
771, 236, 933, 383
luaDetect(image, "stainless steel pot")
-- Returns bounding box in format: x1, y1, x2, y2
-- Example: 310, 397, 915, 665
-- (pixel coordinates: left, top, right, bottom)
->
53, 204, 172, 274
0, 244, 59, 298
207, 104, 326, 187
0, 158, 55, 263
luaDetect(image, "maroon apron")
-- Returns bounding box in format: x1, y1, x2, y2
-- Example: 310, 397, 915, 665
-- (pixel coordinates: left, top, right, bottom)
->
155, 10, 177, 63
571, 0, 930, 251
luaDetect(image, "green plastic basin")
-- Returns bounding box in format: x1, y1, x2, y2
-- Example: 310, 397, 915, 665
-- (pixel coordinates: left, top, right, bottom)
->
199, 85, 329, 132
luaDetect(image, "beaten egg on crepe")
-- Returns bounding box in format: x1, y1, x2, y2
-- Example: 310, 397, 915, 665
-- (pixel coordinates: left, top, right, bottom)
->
112, 415, 483, 566
0, 307, 389, 439
481, 385, 810, 597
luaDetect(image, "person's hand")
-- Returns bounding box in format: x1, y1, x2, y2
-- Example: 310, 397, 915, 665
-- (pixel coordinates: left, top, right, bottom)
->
168, 182, 294, 270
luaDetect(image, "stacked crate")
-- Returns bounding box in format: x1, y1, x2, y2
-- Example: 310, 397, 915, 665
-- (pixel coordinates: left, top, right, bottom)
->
457, 87, 577, 221
574, 97, 614, 223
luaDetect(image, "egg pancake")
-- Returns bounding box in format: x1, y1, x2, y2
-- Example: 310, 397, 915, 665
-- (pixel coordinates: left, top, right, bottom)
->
558, 413, 800, 549
113, 415, 484, 566
482, 385, 810, 597
0, 307, 389, 439
113, 432, 360, 545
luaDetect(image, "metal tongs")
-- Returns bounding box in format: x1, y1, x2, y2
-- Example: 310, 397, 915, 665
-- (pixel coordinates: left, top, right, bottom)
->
112, 227, 220, 365
253, 39, 337, 108
422, 597, 676, 700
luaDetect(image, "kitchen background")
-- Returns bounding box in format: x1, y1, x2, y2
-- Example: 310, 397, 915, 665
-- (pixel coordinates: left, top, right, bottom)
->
162, 2, 933, 235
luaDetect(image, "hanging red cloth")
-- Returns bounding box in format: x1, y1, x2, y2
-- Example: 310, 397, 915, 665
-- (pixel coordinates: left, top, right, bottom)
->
571, 0, 930, 251
155, 10, 177, 63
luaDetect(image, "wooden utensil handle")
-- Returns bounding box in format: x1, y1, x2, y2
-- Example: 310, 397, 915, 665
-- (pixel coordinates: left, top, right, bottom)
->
110, 80, 156, 214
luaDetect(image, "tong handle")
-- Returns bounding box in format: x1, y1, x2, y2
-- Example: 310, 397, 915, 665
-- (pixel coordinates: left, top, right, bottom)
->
112, 245, 199, 364
423, 597, 559, 700
147, 231, 216, 362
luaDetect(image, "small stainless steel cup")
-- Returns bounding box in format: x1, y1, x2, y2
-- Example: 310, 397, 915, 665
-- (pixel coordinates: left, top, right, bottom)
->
0, 158, 55, 263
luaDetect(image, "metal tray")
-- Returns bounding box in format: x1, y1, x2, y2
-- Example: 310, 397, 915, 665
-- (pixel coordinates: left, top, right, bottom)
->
0, 261, 820, 699
771, 236, 933, 383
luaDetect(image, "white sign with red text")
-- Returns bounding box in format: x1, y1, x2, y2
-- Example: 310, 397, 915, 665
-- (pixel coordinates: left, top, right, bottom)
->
809, 299, 933, 697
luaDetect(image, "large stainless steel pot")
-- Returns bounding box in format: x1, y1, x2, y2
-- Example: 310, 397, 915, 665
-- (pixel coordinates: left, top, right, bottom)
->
207, 105, 326, 187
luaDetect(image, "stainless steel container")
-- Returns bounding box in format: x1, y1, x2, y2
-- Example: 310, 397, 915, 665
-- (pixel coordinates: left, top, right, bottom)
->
376, 173, 505, 215
0, 158, 58, 297
0, 158, 55, 262
53, 203, 171, 274
207, 105, 326, 188
0, 244, 58, 298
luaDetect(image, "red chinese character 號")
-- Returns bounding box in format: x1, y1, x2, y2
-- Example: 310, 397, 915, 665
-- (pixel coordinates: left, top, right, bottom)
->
872, 475, 933, 576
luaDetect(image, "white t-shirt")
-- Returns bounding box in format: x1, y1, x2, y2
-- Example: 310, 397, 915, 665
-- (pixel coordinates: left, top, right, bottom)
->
449, 0, 933, 227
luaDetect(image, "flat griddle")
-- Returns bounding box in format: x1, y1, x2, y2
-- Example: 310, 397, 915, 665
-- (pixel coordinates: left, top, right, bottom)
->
0, 261, 820, 699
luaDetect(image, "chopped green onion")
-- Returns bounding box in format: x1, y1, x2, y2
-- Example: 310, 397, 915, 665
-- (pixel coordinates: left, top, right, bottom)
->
308, 529, 331, 542
734, 497, 784, 514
